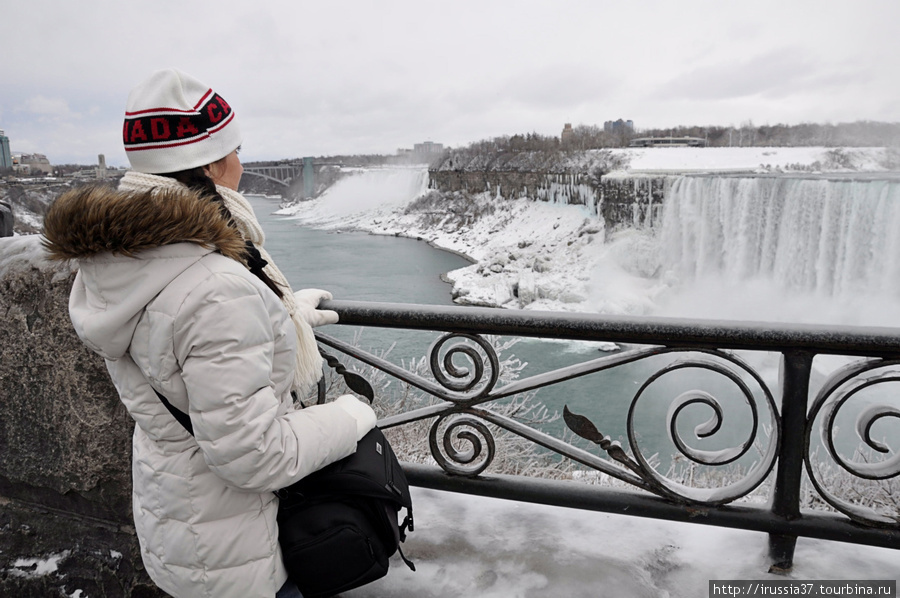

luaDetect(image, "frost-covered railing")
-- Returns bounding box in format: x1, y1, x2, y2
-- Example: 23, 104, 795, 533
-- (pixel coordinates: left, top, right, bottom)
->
316, 300, 900, 572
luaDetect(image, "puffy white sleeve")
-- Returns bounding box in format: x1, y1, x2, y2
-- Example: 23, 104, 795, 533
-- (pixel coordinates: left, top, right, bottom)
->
172, 270, 358, 493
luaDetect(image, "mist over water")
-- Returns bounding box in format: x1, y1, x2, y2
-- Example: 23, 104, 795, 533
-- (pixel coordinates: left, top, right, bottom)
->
310, 167, 428, 219
652, 176, 900, 327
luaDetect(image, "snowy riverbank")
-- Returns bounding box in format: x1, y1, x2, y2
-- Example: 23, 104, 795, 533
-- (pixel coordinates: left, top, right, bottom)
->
280, 187, 617, 312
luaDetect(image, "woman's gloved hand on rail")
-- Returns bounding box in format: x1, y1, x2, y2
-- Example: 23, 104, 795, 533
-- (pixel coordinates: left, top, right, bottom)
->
293, 288, 339, 327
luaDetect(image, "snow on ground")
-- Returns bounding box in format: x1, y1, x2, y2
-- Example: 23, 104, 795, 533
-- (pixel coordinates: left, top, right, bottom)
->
347, 488, 899, 598
541, 146, 890, 175
0, 235, 61, 280
618, 146, 888, 173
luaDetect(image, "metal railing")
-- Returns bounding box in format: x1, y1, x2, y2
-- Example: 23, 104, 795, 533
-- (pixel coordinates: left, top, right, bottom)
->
317, 300, 900, 572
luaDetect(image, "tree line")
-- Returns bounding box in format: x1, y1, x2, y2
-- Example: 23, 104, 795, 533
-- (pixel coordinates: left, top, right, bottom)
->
640, 120, 900, 148
238, 120, 900, 170
450, 120, 899, 155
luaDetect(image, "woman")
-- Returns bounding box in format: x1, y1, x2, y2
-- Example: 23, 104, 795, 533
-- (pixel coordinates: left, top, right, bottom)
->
42, 69, 375, 598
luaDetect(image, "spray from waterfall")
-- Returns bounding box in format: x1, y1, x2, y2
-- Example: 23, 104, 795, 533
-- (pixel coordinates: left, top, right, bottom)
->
315, 167, 430, 218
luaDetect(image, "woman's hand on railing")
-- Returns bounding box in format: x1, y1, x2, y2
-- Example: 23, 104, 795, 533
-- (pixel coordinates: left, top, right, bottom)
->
294, 288, 339, 327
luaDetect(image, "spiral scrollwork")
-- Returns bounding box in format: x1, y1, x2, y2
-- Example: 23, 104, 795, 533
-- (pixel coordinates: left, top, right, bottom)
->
428, 333, 499, 399
428, 414, 496, 476
806, 359, 900, 526
624, 351, 779, 505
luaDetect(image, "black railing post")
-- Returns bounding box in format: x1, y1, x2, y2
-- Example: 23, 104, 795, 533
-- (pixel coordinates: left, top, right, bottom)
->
768, 350, 814, 573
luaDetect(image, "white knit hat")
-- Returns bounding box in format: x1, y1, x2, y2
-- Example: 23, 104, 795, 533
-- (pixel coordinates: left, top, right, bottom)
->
123, 69, 242, 174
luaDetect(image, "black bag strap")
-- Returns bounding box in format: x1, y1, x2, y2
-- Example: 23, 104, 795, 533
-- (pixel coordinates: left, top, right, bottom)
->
154, 389, 194, 436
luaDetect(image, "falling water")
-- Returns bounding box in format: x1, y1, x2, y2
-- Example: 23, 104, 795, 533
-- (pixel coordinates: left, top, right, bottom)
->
656, 175, 900, 326
311, 167, 429, 219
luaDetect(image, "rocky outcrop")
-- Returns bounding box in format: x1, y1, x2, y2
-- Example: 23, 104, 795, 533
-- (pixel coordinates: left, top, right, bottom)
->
0, 236, 165, 597
427, 169, 668, 230
0, 200, 12, 237
1, 182, 73, 235
597, 175, 667, 230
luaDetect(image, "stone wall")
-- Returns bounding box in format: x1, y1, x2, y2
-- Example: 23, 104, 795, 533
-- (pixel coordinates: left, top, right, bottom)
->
0, 236, 165, 597
428, 170, 669, 229
598, 175, 668, 230
0, 183, 69, 235
0, 200, 12, 237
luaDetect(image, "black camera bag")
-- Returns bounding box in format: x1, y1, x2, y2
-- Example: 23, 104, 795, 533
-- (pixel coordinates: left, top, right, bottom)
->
276, 426, 414, 597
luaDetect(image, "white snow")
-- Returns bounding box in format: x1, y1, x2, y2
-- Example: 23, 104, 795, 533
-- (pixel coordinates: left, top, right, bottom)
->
0, 235, 53, 278
6, 551, 70, 578
348, 488, 899, 597
620, 146, 888, 173
280, 173, 615, 313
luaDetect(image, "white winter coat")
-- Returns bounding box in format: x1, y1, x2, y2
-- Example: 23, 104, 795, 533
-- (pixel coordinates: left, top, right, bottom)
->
42, 184, 359, 597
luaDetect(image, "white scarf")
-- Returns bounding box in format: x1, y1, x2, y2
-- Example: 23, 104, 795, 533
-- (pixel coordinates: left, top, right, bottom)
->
119, 170, 323, 394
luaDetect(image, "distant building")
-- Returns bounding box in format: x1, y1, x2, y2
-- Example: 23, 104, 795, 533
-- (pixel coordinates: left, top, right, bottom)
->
0, 130, 11, 169
560, 123, 575, 145
12, 153, 53, 175
604, 119, 634, 135
97, 154, 108, 179
412, 141, 444, 163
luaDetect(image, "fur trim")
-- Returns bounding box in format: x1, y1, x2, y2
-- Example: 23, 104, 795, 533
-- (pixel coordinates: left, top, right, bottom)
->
42, 183, 246, 262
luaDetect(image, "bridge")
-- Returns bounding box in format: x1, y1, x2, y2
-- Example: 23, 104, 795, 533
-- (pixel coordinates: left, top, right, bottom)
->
242, 164, 301, 186
243, 157, 344, 197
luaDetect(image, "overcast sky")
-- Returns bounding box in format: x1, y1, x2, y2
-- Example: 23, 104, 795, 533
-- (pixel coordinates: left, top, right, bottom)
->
2, 0, 898, 167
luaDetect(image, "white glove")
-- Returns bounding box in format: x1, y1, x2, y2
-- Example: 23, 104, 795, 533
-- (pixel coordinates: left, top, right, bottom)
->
334, 394, 377, 441
293, 288, 339, 327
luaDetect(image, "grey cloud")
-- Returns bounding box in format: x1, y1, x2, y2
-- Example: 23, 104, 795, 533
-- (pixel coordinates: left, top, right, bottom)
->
499, 64, 619, 110
657, 49, 820, 101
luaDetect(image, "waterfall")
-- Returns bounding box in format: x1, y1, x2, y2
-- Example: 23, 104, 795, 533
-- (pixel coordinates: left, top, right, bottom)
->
316, 167, 430, 218
655, 175, 900, 326
661, 176, 900, 297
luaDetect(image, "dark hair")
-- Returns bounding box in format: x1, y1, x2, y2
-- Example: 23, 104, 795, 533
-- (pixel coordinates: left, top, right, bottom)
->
159, 166, 285, 299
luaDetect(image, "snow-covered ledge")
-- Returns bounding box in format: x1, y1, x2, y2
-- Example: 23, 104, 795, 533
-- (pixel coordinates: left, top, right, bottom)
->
0, 235, 166, 596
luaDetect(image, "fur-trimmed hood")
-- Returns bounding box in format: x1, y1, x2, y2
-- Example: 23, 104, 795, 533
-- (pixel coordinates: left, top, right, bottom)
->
42, 184, 250, 360
42, 183, 246, 262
